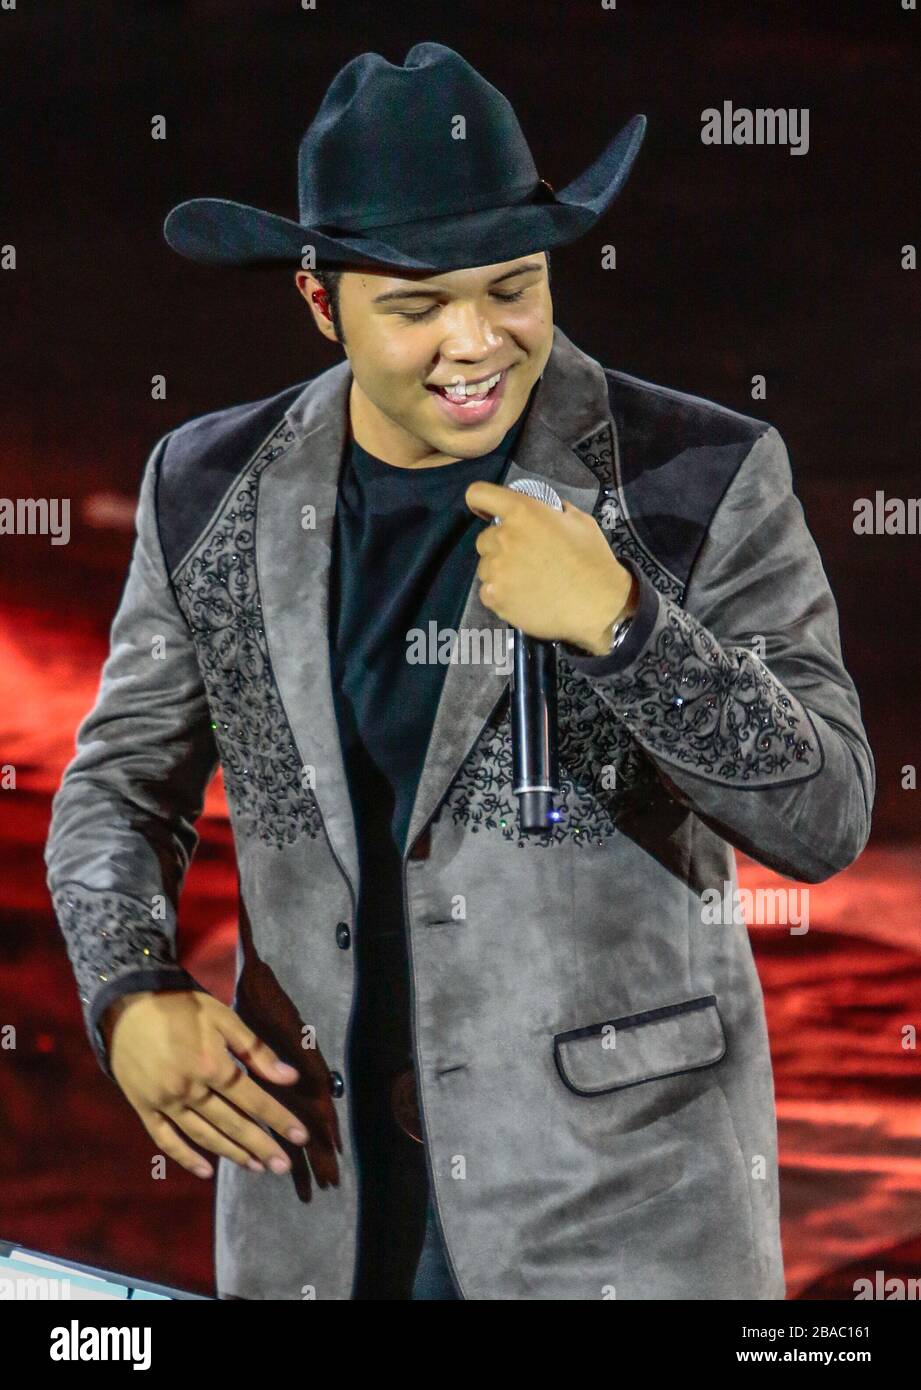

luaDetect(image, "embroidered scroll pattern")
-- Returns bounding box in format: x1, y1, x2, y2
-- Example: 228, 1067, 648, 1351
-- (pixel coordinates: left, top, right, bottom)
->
604, 604, 817, 782
173, 423, 325, 849
51, 882, 191, 1008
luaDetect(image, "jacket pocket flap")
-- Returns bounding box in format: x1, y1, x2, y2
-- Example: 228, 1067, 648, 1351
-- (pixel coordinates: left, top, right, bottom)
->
553, 994, 726, 1096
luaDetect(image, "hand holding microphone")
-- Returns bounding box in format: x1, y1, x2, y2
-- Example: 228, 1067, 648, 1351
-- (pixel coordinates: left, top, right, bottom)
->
466, 477, 635, 832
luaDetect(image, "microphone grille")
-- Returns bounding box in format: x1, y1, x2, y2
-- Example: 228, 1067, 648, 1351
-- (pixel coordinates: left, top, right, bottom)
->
491, 477, 564, 524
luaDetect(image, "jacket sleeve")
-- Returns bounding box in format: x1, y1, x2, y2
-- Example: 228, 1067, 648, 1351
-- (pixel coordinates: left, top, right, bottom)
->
564, 424, 875, 882
44, 432, 220, 1081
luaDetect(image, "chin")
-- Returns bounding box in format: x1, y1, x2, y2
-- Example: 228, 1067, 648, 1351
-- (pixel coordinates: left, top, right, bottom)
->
444, 425, 506, 458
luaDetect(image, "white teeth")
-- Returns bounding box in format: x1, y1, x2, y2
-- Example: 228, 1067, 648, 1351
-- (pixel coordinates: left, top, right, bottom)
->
442, 370, 502, 402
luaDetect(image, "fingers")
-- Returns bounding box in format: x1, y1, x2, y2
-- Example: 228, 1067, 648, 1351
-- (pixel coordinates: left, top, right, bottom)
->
474, 526, 502, 557
142, 1069, 304, 1176
169, 1099, 292, 1175
214, 1065, 310, 1146
127, 1001, 311, 1178
176, 1034, 309, 1150
144, 1105, 287, 1178
141, 1111, 216, 1181
140, 1061, 307, 1177
466, 480, 531, 523
213, 1009, 301, 1085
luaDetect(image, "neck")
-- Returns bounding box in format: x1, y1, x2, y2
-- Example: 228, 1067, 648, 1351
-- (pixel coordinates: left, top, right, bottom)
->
348, 378, 461, 469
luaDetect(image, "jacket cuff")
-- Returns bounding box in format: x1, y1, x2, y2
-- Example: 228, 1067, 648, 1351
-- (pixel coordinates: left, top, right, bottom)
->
51, 881, 209, 1083
565, 585, 822, 788
562, 563, 661, 678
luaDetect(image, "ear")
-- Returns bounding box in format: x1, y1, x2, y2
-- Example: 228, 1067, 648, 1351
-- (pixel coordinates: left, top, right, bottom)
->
294, 270, 339, 344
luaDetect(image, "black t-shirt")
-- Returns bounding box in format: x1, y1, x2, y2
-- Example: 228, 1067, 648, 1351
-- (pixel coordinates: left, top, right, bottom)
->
327, 395, 533, 1077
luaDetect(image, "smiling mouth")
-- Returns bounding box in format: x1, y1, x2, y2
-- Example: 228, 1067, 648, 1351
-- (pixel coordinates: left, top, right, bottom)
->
426, 368, 506, 405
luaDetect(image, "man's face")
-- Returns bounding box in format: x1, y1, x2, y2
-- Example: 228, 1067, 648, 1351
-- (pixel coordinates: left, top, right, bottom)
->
334, 253, 553, 463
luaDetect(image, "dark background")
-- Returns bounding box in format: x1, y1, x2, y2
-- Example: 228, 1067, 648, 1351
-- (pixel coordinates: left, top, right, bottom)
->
1, 0, 918, 1299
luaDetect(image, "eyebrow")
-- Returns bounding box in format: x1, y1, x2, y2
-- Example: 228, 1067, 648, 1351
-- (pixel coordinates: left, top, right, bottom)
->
371, 260, 545, 305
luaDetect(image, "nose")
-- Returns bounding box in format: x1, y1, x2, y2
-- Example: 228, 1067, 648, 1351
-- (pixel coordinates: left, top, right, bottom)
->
439, 301, 503, 363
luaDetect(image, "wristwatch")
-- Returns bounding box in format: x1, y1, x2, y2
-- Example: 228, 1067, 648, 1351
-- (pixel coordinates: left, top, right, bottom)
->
561, 608, 634, 661
562, 571, 638, 660
606, 610, 635, 654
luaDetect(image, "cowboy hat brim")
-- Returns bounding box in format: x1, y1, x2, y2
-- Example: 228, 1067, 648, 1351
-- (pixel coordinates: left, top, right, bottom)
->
163, 114, 646, 272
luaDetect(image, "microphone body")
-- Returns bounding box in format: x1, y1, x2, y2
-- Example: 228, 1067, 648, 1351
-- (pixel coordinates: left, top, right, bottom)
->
491, 478, 564, 832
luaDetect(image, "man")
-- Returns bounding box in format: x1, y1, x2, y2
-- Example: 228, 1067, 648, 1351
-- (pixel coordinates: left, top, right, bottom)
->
45, 43, 873, 1300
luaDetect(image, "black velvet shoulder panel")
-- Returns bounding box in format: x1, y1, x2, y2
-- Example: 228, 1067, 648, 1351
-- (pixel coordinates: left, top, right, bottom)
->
603, 368, 771, 586
155, 378, 314, 576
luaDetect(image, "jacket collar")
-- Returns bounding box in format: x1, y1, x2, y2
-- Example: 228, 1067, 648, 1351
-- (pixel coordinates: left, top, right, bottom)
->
256, 325, 612, 893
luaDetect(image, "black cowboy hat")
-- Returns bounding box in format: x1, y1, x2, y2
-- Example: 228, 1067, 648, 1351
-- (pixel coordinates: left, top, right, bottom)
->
163, 42, 646, 273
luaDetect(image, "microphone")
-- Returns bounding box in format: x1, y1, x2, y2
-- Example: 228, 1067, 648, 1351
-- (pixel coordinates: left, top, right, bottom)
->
491, 479, 563, 833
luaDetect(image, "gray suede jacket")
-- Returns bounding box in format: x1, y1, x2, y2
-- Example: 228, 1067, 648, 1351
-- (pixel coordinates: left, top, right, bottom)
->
44, 325, 874, 1299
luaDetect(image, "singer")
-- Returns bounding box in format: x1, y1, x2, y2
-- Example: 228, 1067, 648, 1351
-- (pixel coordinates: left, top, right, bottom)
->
45, 44, 873, 1301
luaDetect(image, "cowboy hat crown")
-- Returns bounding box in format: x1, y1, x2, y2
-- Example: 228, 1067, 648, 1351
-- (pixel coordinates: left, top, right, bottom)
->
164, 41, 646, 272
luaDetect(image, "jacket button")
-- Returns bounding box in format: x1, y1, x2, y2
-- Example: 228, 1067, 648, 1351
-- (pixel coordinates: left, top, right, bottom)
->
335, 921, 351, 949
329, 1070, 344, 1098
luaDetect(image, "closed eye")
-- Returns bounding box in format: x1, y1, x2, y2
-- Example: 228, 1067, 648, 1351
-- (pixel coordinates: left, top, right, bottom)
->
396, 287, 528, 323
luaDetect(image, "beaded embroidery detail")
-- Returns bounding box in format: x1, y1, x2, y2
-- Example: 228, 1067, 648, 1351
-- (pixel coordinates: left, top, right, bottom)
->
440, 663, 660, 848
172, 423, 325, 849
52, 883, 188, 1006
602, 604, 817, 782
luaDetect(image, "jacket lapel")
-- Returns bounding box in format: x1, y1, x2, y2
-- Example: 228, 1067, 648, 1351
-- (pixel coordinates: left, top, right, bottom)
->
256, 327, 612, 895
256, 358, 357, 887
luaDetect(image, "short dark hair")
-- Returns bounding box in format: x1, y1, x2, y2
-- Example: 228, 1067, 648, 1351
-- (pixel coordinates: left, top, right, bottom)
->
312, 268, 345, 343
313, 251, 552, 348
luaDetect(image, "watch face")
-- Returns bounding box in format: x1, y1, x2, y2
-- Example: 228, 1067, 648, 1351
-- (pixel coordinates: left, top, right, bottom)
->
610, 616, 633, 651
